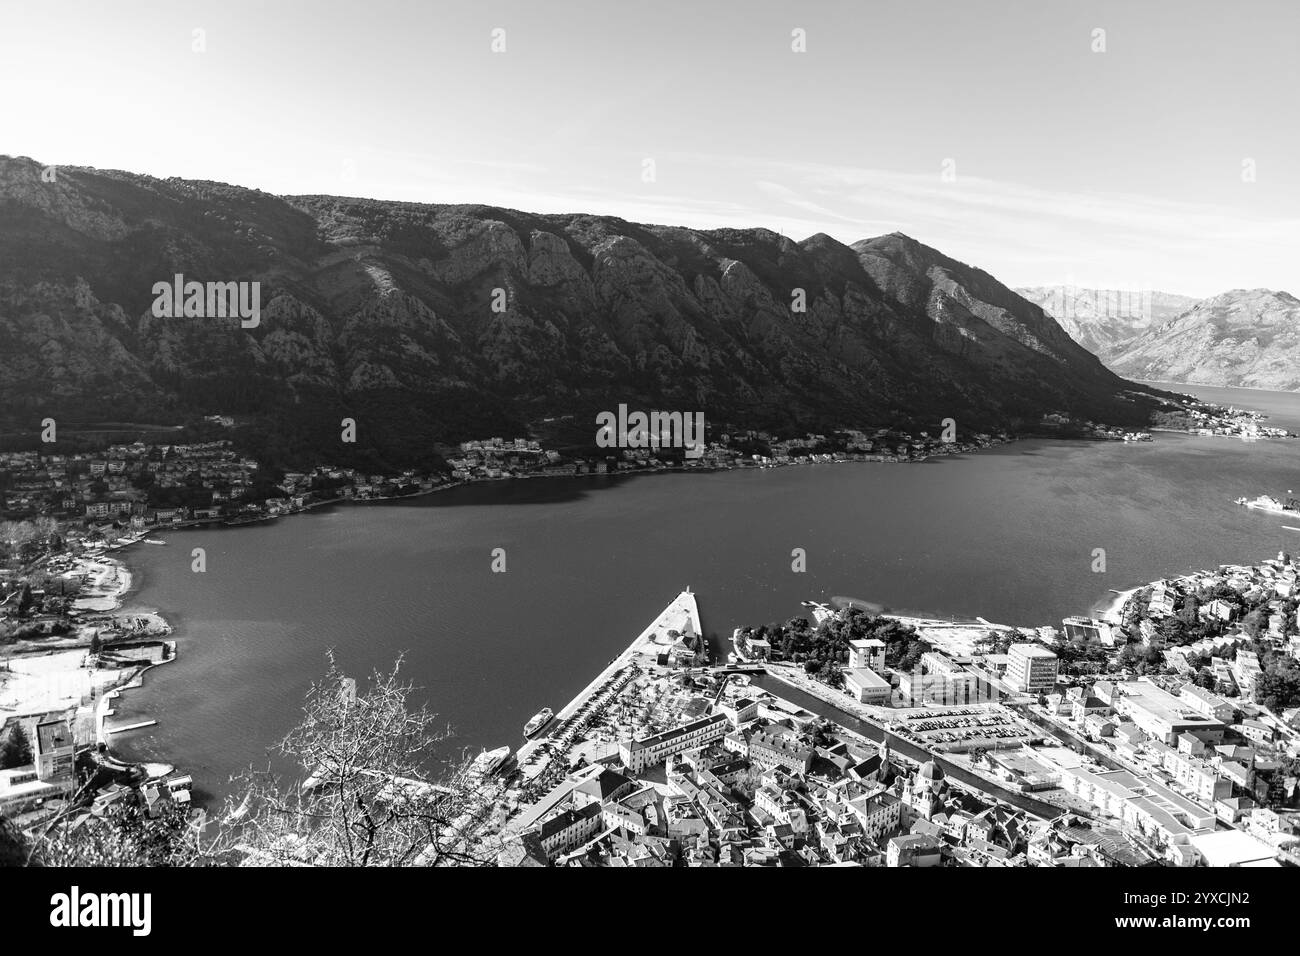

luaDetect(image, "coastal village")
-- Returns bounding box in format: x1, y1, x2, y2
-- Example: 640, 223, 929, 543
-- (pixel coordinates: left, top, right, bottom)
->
0, 391, 1280, 528
1, 396, 1298, 865
0, 426, 1016, 529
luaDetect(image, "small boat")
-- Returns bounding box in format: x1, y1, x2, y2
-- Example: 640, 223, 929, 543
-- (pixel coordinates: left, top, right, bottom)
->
1236, 495, 1300, 514
470, 745, 511, 777
143, 539, 166, 545
523, 707, 554, 738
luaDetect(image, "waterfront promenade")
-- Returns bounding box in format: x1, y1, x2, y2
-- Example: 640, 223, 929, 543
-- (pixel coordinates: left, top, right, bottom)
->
514, 588, 701, 779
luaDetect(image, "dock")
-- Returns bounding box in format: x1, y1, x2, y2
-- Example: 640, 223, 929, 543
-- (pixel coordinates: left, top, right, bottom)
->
104, 719, 157, 735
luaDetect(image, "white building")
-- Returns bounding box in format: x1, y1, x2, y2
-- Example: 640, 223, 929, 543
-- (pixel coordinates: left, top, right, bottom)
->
1190, 830, 1280, 867
1178, 684, 1236, 723
1112, 680, 1225, 746
845, 667, 891, 705
618, 712, 729, 774
848, 638, 886, 672
1006, 644, 1058, 694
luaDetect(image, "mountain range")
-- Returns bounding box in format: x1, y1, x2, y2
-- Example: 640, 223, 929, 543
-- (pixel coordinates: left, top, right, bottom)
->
1021, 286, 1300, 392
1105, 289, 1300, 391
1014, 287, 1199, 358
0, 156, 1167, 469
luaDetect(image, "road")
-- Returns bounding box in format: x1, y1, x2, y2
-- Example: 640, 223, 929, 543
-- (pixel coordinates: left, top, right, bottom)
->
751, 674, 1065, 819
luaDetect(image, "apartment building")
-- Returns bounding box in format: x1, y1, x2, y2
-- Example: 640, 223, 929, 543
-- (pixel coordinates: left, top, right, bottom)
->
1006, 644, 1058, 694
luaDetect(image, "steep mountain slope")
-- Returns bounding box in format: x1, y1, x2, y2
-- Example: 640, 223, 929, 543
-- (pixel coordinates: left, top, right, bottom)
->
1106, 290, 1300, 390
1014, 287, 1199, 358
0, 156, 1165, 466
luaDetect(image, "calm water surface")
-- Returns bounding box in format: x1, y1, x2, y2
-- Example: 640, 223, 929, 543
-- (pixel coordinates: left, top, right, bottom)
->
112, 385, 1300, 805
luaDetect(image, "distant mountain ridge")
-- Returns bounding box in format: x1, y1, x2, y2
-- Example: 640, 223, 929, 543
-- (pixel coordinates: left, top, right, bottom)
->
1020, 285, 1300, 393
0, 156, 1166, 468
1014, 287, 1200, 358
1106, 289, 1300, 391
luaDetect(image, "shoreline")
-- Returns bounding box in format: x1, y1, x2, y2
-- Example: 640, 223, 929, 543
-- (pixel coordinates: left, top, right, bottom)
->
0, 548, 174, 778
50, 426, 1283, 806
1141, 379, 1300, 397
65, 553, 134, 612
1095, 586, 1141, 625
59, 423, 1223, 555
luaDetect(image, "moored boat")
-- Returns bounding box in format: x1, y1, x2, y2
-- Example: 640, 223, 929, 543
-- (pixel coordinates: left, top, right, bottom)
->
470, 745, 511, 776
523, 707, 554, 738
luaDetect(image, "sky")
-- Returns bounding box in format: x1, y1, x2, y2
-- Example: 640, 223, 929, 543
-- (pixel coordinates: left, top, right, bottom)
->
2, 0, 1298, 296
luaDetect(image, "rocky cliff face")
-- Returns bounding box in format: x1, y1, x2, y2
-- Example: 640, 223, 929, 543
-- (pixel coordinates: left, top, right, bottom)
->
1014, 287, 1199, 359
1104, 289, 1300, 390
0, 156, 1163, 464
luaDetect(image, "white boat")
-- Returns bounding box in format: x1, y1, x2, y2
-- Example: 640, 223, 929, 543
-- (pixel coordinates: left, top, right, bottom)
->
143, 539, 166, 545
1236, 495, 1299, 514
523, 707, 554, 738
470, 745, 511, 777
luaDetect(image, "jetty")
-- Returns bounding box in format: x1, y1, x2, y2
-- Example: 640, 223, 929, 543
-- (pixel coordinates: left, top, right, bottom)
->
104, 719, 157, 735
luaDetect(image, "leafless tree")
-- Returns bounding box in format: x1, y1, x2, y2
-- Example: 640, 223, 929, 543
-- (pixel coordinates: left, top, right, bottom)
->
13, 654, 509, 867
212, 653, 506, 866
31, 799, 208, 867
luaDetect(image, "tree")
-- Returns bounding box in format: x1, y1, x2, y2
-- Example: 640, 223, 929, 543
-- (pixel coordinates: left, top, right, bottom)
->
0, 722, 33, 769
32, 800, 207, 867
0, 816, 30, 867
735, 766, 768, 795
15, 657, 505, 867
1240, 609, 1266, 641
16, 584, 35, 617
1118, 641, 1165, 675
819, 661, 844, 689
898, 638, 930, 671
1157, 614, 1192, 646
214, 654, 502, 866
1256, 658, 1300, 712
0, 521, 38, 560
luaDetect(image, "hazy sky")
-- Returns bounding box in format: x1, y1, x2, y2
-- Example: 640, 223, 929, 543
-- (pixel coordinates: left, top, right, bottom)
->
3, 0, 1297, 296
